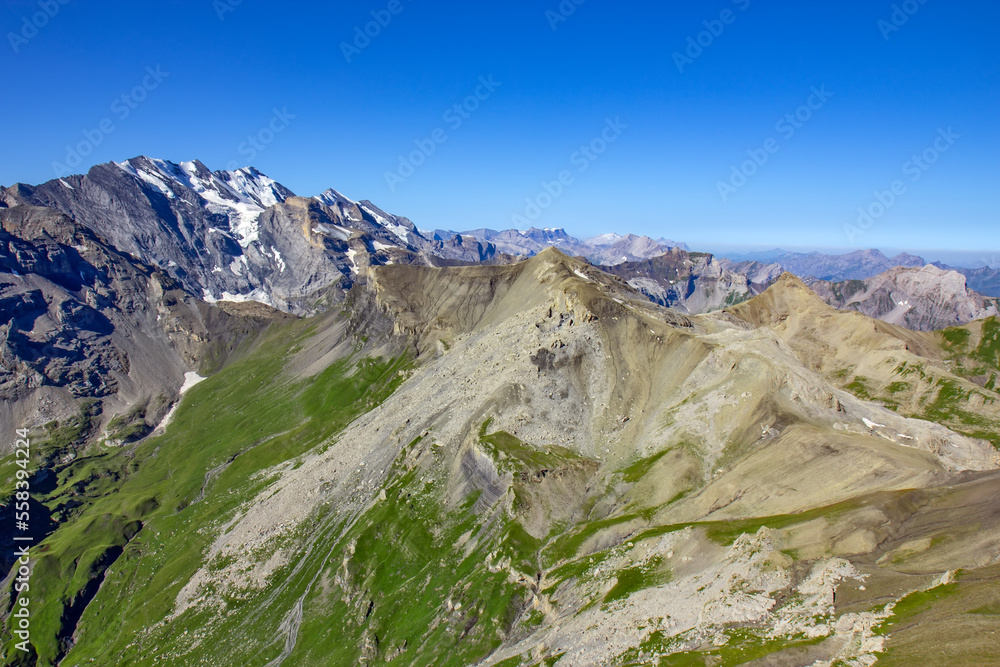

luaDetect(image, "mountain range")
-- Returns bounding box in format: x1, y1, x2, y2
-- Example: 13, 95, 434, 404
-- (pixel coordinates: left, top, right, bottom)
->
718, 248, 927, 280
2, 155, 997, 449
2, 158, 999, 666
597, 249, 998, 332
428, 228, 688, 266
722, 248, 1000, 298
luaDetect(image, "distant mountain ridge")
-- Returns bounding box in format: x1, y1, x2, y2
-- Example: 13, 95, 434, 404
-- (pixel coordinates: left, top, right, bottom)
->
718, 248, 926, 281
3, 155, 994, 335
599, 247, 998, 331
427, 227, 688, 265
715, 248, 1000, 298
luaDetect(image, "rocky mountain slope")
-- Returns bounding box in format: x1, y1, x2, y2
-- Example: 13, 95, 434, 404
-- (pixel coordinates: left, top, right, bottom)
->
807, 265, 999, 332
601, 247, 998, 331
1, 158, 505, 316
598, 248, 783, 314
2, 158, 999, 666
4, 247, 999, 666
0, 204, 290, 454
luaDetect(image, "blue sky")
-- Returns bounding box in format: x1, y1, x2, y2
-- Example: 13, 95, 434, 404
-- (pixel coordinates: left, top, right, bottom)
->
1, 0, 997, 254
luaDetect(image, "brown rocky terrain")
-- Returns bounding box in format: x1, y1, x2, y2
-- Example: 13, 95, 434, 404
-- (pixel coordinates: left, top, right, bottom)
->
47, 251, 993, 666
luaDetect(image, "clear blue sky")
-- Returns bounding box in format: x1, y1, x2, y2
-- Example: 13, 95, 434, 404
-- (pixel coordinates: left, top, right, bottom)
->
1, 0, 997, 253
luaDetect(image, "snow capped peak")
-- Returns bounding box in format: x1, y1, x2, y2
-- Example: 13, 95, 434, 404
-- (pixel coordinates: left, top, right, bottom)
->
115, 157, 180, 199
215, 167, 292, 210
314, 188, 356, 208
313, 188, 366, 223
113, 157, 294, 247
110, 160, 419, 250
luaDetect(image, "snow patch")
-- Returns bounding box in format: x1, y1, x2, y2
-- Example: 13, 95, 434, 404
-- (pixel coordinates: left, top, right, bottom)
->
312, 224, 351, 241
134, 167, 177, 199
314, 188, 356, 207
202, 289, 274, 307
151, 372, 208, 437
180, 372, 207, 395
361, 204, 409, 242
229, 256, 246, 276
271, 246, 286, 273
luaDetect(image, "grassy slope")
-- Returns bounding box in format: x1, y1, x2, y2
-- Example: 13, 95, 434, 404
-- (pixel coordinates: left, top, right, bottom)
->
874, 567, 1000, 666
1, 315, 410, 666
831, 317, 1000, 449
286, 425, 599, 666
288, 451, 526, 666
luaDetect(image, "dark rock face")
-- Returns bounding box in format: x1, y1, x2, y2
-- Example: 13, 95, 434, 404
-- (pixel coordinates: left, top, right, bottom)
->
0, 205, 289, 449
1, 206, 141, 401
2, 157, 298, 309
